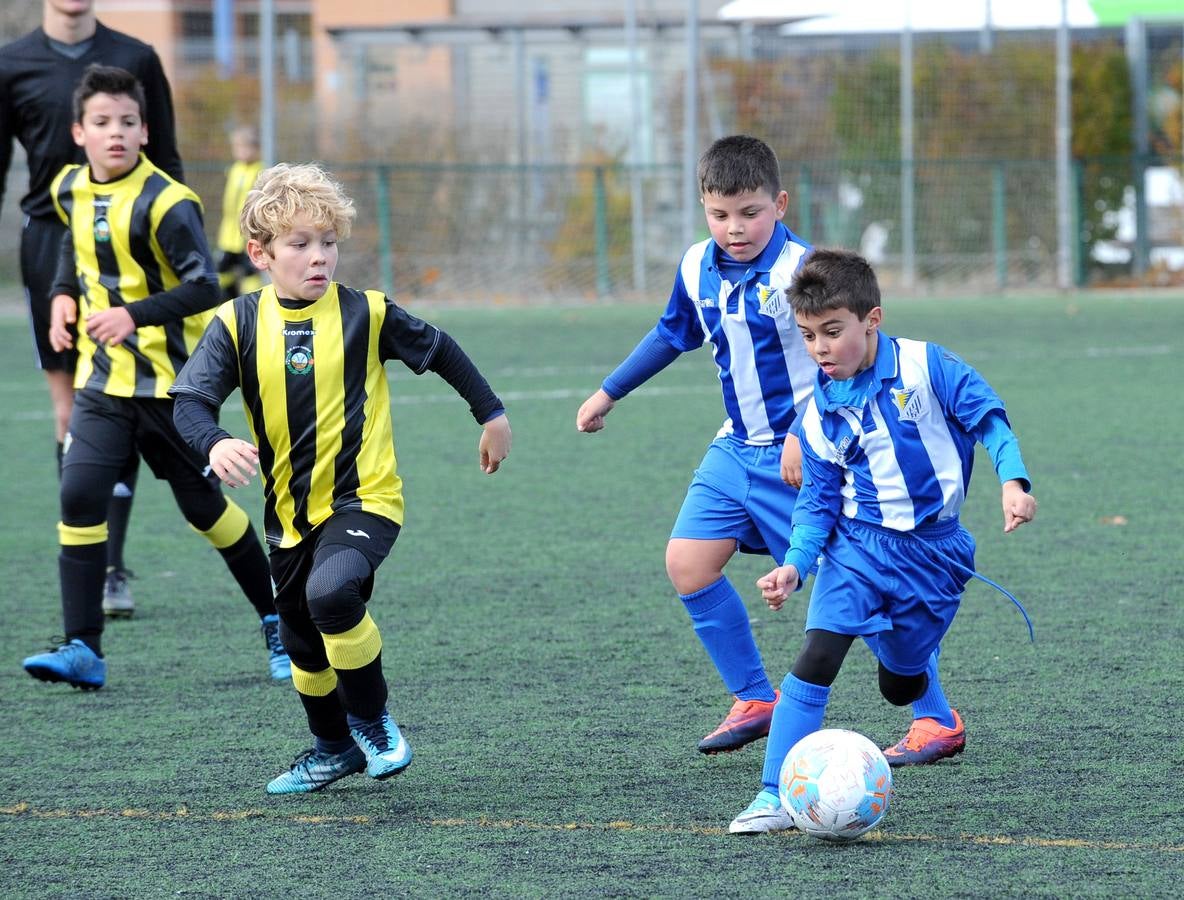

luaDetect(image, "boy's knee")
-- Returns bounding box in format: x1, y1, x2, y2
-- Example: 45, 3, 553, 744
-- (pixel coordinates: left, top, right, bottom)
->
878, 664, 927, 706
791, 630, 853, 687
305, 548, 371, 632
60, 473, 109, 525
665, 539, 727, 595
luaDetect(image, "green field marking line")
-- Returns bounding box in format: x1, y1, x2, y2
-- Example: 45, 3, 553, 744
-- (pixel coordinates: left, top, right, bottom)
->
3, 803, 1181, 852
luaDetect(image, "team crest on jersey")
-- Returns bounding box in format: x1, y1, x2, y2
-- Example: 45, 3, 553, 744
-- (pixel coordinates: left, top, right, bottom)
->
285, 345, 314, 376
891, 385, 928, 422
756, 283, 784, 317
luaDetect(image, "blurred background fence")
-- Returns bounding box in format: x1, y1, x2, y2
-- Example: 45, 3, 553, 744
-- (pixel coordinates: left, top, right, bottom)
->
2, 1, 1182, 302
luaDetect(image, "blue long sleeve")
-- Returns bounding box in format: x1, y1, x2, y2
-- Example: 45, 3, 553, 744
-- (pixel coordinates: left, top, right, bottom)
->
974, 409, 1031, 491
602, 326, 683, 400
782, 523, 829, 581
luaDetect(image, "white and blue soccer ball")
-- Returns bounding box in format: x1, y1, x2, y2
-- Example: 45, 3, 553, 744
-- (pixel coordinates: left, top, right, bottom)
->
778, 728, 893, 842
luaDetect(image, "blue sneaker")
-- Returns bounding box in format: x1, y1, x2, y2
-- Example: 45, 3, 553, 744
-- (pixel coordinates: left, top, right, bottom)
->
260, 614, 292, 681
728, 789, 795, 835
349, 710, 413, 779
22, 638, 106, 690
265, 745, 366, 794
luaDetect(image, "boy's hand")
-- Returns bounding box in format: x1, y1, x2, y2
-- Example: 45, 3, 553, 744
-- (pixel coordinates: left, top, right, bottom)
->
49, 294, 78, 352
756, 565, 801, 611
1002, 480, 1037, 533
209, 437, 259, 489
479, 414, 512, 474
86, 306, 136, 347
576, 389, 615, 433
781, 433, 803, 488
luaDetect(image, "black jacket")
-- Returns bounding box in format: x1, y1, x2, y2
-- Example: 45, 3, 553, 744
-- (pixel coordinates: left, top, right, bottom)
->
0, 21, 183, 222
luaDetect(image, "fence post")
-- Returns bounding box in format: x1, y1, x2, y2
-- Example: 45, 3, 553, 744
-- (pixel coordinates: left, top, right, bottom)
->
992, 163, 1007, 290
1072, 160, 1085, 287
594, 165, 610, 298
374, 165, 394, 297
797, 166, 813, 241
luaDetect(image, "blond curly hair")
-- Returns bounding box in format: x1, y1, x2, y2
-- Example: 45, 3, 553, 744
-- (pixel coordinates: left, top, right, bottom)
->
240, 162, 356, 250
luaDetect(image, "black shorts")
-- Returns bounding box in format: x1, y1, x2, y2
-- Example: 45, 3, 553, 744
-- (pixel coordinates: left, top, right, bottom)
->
21, 215, 75, 373
269, 510, 400, 610
64, 389, 219, 490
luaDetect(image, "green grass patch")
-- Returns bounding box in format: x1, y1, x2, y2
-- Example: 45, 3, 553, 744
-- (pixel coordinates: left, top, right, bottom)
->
0, 293, 1181, 897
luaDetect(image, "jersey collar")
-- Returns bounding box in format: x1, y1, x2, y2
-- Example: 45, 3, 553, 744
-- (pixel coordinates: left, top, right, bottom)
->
707, 220, 790, 275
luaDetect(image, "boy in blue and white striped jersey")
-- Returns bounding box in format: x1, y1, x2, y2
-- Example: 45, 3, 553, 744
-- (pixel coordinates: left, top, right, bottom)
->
578, 136, 968, 759
729, 248, 1037, 834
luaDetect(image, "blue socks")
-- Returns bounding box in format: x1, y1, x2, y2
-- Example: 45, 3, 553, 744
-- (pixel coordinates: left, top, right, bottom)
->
761, 674, 830, 792
863, 636, 956, 729
909, 650, 956, 728
681, 577, 775, 702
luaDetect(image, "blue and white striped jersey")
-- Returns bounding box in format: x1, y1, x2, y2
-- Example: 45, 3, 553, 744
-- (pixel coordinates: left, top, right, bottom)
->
656, 222, 815, 445
795, 335, 1009, 532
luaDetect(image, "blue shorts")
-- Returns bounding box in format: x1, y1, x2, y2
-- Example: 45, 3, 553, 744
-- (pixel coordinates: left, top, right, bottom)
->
805, 517, 975, 676
670, 436, 798, 561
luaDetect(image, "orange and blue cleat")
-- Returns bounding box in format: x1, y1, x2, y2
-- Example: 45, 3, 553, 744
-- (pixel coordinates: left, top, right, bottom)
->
882, 709, 966, 766
697, 691, 780, 754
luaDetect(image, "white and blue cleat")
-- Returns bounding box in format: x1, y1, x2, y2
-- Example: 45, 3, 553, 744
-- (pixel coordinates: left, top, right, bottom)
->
350, 710, 413, 779
729, 789, 796, 835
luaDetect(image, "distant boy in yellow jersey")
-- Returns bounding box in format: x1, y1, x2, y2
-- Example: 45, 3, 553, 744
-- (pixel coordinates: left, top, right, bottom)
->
170, 162, 512, 794
215, 125, 263, 300
21, 65, 289, 691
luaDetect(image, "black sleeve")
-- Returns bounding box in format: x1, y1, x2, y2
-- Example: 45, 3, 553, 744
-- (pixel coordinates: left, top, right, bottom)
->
51, 230, 78, 299
426, 331, 505, 424
173, 394, 233, 457
377, 296, 442, 373
139, 51, 184, 183
126, 199, 221, 327
0, 72, 12, 216
169, 315, 242, 408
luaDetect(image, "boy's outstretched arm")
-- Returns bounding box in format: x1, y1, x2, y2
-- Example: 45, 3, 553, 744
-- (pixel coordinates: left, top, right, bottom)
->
576, 389, 615, 433
1002, 480, 1037, 533
479, 413, 512, 474
577, 326, 682, 433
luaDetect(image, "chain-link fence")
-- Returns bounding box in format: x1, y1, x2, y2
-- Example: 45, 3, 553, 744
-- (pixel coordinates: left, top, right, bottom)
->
3, 8, 1183, 300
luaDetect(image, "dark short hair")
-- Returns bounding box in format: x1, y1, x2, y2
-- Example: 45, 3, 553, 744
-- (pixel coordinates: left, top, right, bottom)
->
697, 135, 781, 198
788, 248, 881, 319
72, 64, 146, 123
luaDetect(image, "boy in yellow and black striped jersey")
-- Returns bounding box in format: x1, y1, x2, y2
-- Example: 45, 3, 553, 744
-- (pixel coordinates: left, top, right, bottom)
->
21, 65, 289, 691
170, 162, 512, 794
215, 125, 264, 301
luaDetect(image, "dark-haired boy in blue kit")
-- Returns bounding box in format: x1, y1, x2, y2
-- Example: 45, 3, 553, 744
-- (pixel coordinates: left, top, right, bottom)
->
578, 136, 969, 762
730, 248, 1037, 833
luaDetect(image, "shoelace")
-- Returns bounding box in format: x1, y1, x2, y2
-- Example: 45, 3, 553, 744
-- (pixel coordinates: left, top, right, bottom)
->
263, 621, 286, 655
353, 716, 392, 752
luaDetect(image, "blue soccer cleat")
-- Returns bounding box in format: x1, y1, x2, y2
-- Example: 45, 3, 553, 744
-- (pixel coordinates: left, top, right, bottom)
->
350, 710, 413, 779
22, 638, 107, 690
265, 745, 367, 794
260, 614, 292, 681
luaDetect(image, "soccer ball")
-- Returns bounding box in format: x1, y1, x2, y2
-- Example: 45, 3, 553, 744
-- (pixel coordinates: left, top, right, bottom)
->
778, 728, 892, 842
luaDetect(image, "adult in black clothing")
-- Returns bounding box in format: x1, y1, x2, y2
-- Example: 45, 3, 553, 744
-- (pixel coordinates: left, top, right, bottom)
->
0, 0, 184, 617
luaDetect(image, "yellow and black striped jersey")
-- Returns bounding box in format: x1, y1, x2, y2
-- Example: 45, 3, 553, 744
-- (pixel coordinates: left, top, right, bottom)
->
50, 154, 220, 397
172, 282, 490, 548
216, 159, 262, 253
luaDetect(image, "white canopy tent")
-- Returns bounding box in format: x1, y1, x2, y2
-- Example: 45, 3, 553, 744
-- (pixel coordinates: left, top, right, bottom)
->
717, 0, 1100, 32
